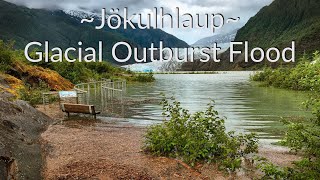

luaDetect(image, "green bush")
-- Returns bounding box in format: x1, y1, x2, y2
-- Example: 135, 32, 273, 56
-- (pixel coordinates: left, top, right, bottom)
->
49, 61, 94, 84
256, 98, 320, 179
131, 72, 155, 82
0, 40, 15, 72
144, 97, 258, 171
251, 51, 320, 91
18, 81, 50, 107
254, 156, 288, 179
38, 61, 123, 84
18, 87, 43, 107
279, 94, 320, 179
258, 96, 320, 176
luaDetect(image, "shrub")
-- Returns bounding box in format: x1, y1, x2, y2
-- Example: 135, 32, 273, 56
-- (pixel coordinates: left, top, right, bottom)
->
18, 81, 50, 107
18, 87, 43, 107
257, 97, 320, 179
0, 40, 14, 72
280, 94, 320, 179
144, 97, 258, 171
255, 157, 288, 179
251, 51, 320, 91
131, 72, 155, 82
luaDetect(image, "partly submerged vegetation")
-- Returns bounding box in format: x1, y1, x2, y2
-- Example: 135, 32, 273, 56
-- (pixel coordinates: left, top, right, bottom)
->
252, 52, 320, 179
251, 51, 320, 91
131, 72, 155, 82
144, 96, 258, 171
254, 94, 320, 179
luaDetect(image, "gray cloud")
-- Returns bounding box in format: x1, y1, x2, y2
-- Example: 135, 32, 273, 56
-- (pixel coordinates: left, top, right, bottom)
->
5, 0, 272, 44
6, 0, 155, 11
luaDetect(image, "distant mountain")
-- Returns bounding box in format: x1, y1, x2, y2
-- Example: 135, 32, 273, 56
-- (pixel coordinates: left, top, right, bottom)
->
63, 10, 102, 21
0, 0, 189, 64
182, 0, 320, 71
192, 29, 238, 48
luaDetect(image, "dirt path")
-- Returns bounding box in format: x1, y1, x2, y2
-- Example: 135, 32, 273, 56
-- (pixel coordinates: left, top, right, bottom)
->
41, 121, 228, 179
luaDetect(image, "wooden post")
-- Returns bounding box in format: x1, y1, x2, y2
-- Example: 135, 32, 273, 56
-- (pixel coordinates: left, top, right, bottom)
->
112, 82, 114, 98
101, 84, 104, 109
87, 84, 90, 105
94, 83, 97, 100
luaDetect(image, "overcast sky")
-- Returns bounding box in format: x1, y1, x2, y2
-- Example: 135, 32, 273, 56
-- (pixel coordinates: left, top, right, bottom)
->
6, 0, 273, 44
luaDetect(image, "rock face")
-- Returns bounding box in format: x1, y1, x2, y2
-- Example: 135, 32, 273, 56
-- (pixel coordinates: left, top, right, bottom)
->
0, 92, 52, 179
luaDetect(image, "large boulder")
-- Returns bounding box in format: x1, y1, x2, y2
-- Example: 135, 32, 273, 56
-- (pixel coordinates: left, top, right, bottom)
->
0, 96, 52, 179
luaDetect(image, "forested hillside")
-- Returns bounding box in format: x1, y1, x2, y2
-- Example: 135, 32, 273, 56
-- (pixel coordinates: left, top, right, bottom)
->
182, 0, 320, 71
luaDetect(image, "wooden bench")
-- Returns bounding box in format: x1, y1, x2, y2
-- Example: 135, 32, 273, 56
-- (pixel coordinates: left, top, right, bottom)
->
60, 103, 101, 119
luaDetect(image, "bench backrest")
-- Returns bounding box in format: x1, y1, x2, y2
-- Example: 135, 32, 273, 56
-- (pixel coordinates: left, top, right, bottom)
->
61, 103, 95, 114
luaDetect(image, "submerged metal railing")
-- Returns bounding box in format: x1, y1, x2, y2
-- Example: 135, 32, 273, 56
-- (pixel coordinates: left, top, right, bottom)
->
42, 79, 127, 113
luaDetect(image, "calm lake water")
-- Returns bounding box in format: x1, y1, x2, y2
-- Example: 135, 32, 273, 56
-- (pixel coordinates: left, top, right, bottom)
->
98, 72, 310, 144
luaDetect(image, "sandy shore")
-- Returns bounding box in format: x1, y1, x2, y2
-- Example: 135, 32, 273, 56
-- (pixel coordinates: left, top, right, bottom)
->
38, 105, 300, 179
41, 123, 222, 179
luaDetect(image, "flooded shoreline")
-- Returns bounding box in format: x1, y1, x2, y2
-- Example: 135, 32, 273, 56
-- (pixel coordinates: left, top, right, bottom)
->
88, 72, 310, 143
35, 72, 309, 179
38, 108, 301, 179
